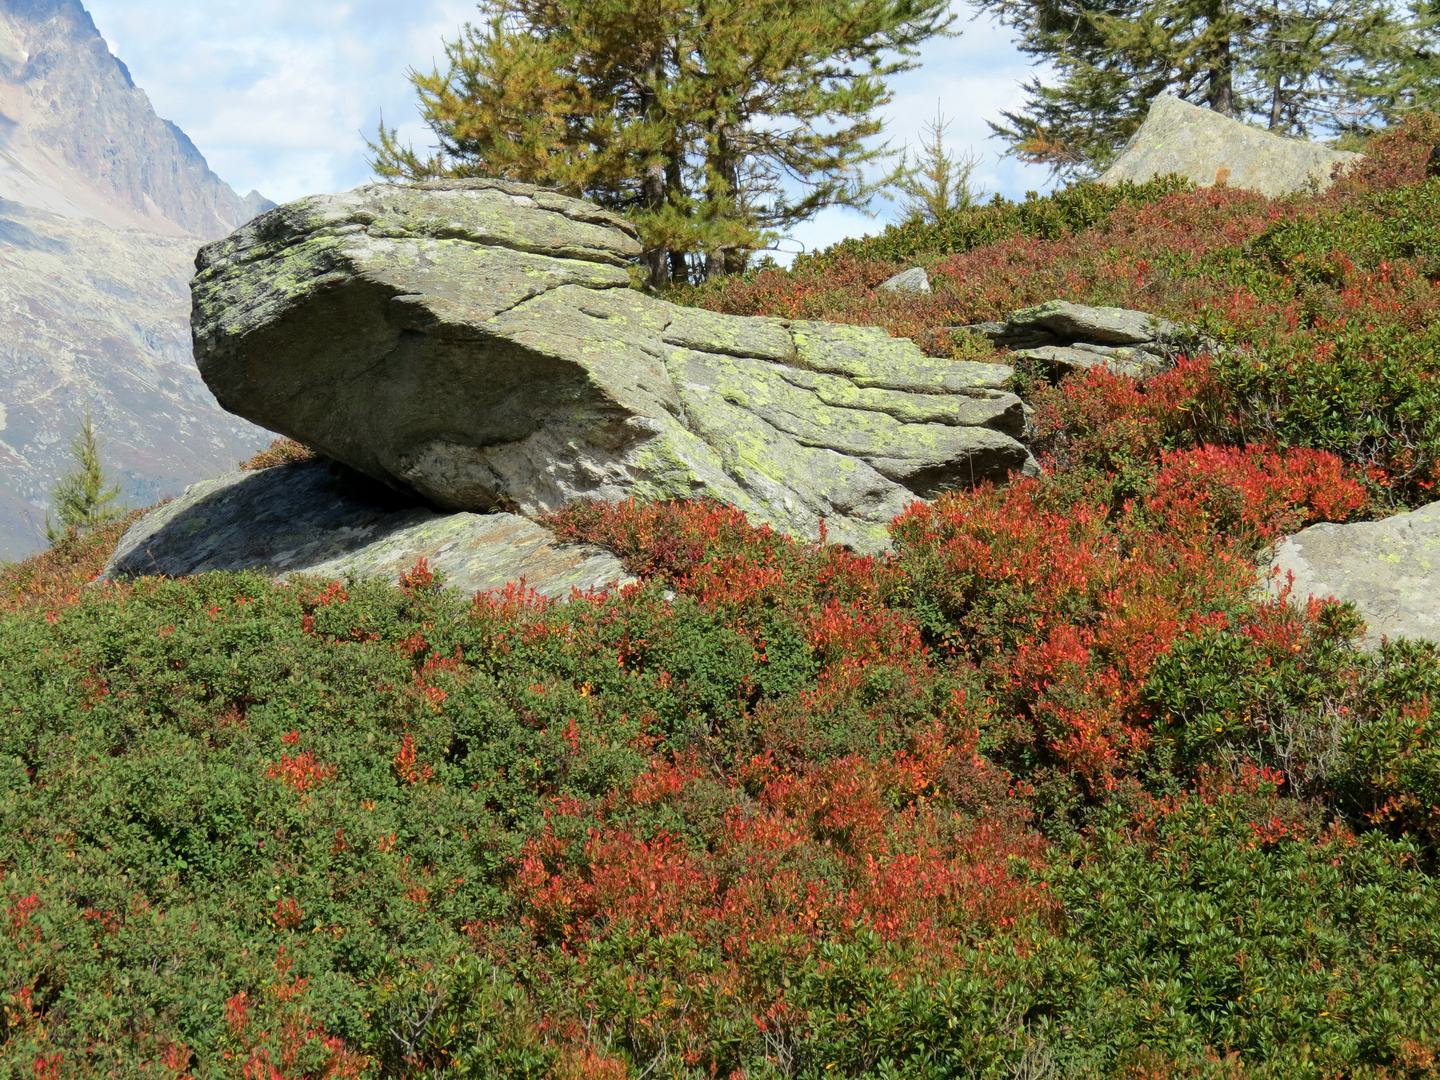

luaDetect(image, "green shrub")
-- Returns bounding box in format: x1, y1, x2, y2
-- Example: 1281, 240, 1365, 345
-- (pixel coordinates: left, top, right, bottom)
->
799, 175, 1195, 269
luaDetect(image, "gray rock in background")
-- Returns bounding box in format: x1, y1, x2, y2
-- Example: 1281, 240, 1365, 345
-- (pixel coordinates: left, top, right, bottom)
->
1099, 94, 1361, 197
962, 300, 1176, 377
102, 459, 632, 600
1010, 300, 1174, 346
879, 267, 931, 294
192, 180, 1035, 553
1266, 502, 1440, 647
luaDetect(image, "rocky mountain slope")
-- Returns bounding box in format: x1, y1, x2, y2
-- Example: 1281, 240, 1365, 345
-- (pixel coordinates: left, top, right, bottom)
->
0, 0, 272, 560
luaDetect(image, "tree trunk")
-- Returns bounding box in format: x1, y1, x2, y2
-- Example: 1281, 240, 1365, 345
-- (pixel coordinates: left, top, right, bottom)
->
704, 119, 742, 280
704, 248, 726, 280
1266, 5, 1285, 130
666, 154, 688, 285
1207, 0, 1236, 117
1209, 37, 1235, 116
638, 49, 671, 291
641, 160, 669, 291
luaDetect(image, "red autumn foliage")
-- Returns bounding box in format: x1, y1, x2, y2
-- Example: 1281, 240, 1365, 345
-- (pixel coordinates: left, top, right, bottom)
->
392, 733, 434, 786
890, 478, 1255, 788
266, 752, 338, 795
511, 735, 1056, 1033
399, 557, 435, 592
1149, 443, 1367, 544
219, 948, 368, 1079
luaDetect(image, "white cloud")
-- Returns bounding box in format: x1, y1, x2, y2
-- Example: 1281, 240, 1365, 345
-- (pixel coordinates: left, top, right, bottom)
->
84, 0, 475, 202
82, 0, 1055, 252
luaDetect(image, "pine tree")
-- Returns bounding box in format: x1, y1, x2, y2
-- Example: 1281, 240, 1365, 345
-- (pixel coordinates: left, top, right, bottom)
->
46, 414, 125, 544
972, 0, 1409, 176
370, 0, 955, 288
891, 108, 987, 224
1358, 1, 1440, 119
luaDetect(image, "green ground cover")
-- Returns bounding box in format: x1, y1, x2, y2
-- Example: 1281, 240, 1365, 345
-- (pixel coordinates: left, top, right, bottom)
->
6, 117, 1440, 1079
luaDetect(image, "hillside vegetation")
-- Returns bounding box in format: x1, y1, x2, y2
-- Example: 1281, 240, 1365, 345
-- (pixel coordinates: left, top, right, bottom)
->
5, 120, 1440, 1079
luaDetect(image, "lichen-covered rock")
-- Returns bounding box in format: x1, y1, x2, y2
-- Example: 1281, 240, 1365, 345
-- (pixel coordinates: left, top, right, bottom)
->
1099, 94, 1360, 197
1266, 502, 1440, 647
101, 459, 632, 599
192, 180, 1034, 552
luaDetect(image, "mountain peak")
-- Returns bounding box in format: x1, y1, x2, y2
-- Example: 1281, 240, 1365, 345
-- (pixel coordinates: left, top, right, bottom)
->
0, 0, 273, 238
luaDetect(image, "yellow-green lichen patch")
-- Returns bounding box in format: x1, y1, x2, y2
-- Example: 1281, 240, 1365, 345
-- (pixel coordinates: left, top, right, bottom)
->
661, 307, 794, 361
788, 320, 1013, 392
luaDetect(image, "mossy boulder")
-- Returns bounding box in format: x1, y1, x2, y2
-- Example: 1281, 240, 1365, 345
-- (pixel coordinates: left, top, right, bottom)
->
1267, 501, 1440, 647
192, 179, 1033, 551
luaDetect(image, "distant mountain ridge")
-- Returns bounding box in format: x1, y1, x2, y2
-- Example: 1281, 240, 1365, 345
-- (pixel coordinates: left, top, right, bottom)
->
0, 0, 273, 561
0, 0, 272, 236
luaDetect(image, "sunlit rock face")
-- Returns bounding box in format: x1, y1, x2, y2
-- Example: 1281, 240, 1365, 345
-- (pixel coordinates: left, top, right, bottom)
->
193, 180, 1036, 553
1268, 502, 1440, 649
1100, 93, 1361, 197
0, 0, 273, 561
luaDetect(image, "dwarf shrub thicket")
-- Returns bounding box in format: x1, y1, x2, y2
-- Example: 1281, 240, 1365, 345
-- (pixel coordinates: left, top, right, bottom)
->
7, 119, 1440, 1078
696, 114, 1440, 507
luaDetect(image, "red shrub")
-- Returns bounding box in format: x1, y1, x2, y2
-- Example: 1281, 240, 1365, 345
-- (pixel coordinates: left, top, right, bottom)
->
1149, 444, 1367, 545
892, 478, 1256, 789
511, 748, 1057, 1003
1324, 111, 1440, 198
265, 752, 337, 795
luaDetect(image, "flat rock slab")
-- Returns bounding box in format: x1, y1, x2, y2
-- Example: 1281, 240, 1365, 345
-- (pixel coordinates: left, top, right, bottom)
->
1267, 502, 1440, 647
1100, 94, 1360, 197
1009, 300, 1174, 346
192, 179, 1033, 553
1012, 344, 1161, 378
101, 460, 633, 600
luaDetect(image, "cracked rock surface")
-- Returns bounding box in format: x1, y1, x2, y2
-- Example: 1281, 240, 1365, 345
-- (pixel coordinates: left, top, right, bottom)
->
192, 179, 1034, 551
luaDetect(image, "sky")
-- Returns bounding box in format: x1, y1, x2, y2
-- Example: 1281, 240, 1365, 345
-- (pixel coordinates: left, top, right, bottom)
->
82, 0, 1057, 260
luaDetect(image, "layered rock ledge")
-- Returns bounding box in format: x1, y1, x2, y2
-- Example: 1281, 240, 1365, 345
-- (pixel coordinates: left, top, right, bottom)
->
192, 179, 1034, 552
963, 300, 1182, 378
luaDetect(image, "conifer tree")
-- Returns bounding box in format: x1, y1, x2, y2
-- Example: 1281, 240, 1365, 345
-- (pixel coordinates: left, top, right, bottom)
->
46, 414, 125, 543
973, 0, 1408, 175
371, 0, 955, 287
1359, 1, 1440, 118
891, 107, 987, 223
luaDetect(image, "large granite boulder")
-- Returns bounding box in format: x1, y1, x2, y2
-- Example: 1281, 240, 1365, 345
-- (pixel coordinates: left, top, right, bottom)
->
101, 459, 631, 600
191, 180, 1033, 552
1100, 94, 1361, 197
1266, 502, 1440, 647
